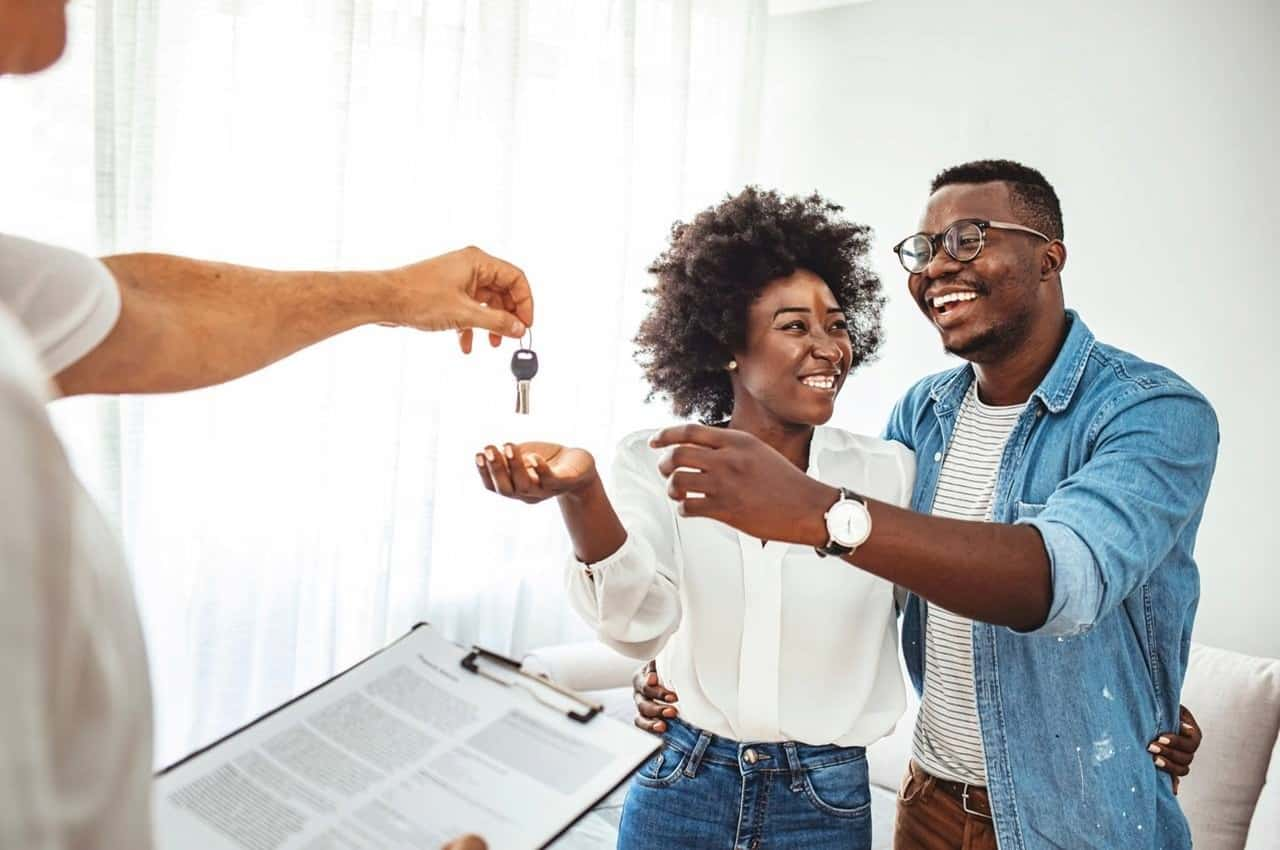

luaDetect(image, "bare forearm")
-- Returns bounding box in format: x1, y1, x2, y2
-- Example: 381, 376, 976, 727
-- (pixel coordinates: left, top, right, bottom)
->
56, 253, 396, 395
852, 499, 1052, 630
647, 424, 1054, 630
556, 477, 628, 565
793, 483, 1052, 629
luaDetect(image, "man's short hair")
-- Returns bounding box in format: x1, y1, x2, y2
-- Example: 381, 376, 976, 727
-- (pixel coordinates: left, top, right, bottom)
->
931, 159, 1063, 240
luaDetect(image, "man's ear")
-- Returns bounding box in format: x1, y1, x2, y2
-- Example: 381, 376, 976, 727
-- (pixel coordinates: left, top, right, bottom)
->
1041, 240, 1067, 280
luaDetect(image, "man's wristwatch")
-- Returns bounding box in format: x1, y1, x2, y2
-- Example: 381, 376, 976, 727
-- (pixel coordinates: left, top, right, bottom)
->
815, 487, 872, 558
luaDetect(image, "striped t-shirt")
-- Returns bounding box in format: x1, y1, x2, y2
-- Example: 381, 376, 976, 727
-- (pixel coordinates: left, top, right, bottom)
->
911, 383, 1026, 786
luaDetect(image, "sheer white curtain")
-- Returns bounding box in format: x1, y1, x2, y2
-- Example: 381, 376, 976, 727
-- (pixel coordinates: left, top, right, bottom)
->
0, 0, 766, 767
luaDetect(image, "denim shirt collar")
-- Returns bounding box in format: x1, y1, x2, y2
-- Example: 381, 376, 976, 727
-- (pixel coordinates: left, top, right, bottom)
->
927, 310, 1096, 415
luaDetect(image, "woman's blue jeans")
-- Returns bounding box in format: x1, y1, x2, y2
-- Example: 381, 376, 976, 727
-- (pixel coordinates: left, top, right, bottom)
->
617, 717, 873, 849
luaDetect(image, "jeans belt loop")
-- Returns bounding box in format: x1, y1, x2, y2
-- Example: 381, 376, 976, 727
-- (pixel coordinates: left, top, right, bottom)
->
684, 731, 712, 779
782, 742, 805, 792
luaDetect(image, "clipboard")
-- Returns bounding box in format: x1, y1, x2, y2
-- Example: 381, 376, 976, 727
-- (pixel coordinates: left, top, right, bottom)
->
460, 645, 603, 724
152, 622, 659, 850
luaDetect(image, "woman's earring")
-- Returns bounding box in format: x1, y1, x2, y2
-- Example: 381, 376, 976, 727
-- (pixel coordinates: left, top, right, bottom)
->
727, 360, 737, 371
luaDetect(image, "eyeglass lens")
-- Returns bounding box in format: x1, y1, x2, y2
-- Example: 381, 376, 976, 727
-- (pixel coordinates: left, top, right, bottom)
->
944, 221, 984, 262
899, 234, 932, 273
898, 221, 985, 273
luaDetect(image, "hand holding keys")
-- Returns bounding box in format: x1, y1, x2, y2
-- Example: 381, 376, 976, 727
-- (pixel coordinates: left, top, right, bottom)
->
511, 330, 538, 414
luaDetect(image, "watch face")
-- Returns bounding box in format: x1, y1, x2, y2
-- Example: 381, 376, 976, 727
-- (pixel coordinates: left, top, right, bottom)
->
827, 500, 871, 547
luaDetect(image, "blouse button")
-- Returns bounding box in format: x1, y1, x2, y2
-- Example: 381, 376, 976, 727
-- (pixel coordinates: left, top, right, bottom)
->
933, 451, 943, 463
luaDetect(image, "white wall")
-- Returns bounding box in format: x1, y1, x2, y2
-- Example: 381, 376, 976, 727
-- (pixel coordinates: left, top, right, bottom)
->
754, 0, 1280, 658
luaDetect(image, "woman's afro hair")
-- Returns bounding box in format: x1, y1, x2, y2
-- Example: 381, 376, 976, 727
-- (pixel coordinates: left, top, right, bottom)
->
635, 186, 885, 423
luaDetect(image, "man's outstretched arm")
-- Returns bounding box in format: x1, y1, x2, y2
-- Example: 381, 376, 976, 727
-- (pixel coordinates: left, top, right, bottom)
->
648, 424, 1052, 630
650, 393, 1216, 635
56, 246, 533, 396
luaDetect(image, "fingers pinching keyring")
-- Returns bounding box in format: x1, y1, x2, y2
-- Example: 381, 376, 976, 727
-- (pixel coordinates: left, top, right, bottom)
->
511, 329, 538, 415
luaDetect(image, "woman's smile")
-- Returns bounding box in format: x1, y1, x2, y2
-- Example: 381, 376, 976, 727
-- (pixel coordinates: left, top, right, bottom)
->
798, 369, 840, 394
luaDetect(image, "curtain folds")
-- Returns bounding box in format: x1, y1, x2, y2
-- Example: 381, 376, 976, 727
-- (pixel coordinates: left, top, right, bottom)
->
1, 0, 766, 768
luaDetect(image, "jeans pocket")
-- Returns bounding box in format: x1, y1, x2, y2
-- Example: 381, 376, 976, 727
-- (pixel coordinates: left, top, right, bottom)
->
801, 755, 872, 819
896, 765, 925, 807
633, 740, 688, 788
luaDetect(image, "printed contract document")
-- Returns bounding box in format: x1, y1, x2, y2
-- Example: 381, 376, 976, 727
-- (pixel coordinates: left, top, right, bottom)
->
154, 625, 658, 850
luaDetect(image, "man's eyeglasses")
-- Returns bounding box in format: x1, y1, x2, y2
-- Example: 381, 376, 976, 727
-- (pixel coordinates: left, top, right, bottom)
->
893, 219, 1051, 275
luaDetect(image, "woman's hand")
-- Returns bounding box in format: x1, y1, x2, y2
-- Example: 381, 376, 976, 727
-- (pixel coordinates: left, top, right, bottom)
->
475, 441, 597, 503
631, 660, 679, 734
1149, 704, 1203, 794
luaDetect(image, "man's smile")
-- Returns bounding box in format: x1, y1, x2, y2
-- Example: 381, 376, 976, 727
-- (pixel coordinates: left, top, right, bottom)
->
932, 291, 979, 310
921, 285, 986, 329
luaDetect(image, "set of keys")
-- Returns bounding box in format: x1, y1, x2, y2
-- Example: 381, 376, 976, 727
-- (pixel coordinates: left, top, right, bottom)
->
510, 330, 538, 415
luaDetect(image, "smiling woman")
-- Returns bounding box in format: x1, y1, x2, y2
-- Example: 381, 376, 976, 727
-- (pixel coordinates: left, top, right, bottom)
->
473, 187, 916, 850
635, 186, 885, 425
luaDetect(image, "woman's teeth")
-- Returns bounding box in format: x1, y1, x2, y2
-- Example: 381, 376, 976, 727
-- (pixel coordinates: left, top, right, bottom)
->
801, 375, 836, 390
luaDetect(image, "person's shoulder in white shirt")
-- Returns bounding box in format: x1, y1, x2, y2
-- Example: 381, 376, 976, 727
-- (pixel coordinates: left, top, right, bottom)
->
0, 237, 152, 850
0, 233, 121, 380
807, 425, 916, 508
609, 424, 915, 502
612, 427, 668, 482
606, 425, 911, 504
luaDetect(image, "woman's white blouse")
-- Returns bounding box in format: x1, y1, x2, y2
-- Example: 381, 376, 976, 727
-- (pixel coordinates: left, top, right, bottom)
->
566, 426, 916, 747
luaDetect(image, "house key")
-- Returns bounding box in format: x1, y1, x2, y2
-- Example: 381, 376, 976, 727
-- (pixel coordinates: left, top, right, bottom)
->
511, 331, 538, 415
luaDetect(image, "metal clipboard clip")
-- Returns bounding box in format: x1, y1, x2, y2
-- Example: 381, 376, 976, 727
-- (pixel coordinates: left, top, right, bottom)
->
460, 646, 603, 725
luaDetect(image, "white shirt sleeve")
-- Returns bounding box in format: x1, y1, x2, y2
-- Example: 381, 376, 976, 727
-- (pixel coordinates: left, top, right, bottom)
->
0, 308, 155, 850
0, 314, 72, 850
564, 431, 682, 660
0, 234, 121, 378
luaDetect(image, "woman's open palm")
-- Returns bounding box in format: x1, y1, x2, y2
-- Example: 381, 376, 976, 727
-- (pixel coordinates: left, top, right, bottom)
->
475, 440, 597, 503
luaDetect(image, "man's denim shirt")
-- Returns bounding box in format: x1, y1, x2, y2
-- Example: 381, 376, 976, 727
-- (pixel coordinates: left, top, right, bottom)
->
884, 312, 1218, 850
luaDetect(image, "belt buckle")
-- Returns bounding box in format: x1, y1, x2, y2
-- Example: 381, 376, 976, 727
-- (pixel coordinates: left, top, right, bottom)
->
961, 784, 992, 821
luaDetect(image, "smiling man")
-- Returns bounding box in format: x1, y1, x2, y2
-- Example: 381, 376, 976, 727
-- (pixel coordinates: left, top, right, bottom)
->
647, 160, 1219, 850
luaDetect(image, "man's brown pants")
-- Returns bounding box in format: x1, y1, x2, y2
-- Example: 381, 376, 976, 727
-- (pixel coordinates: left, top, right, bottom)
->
894, 761, 998, 850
